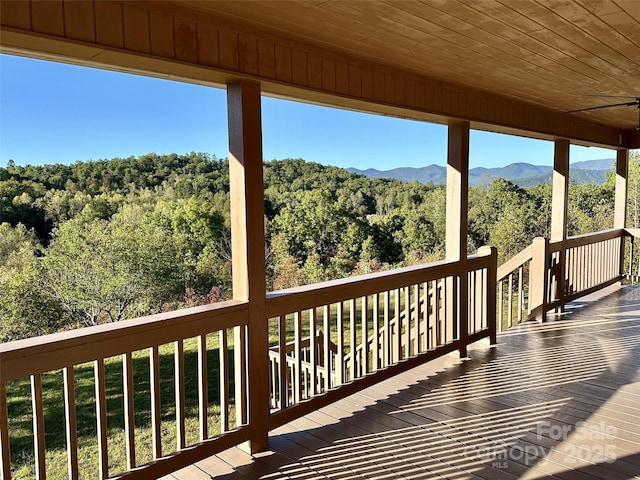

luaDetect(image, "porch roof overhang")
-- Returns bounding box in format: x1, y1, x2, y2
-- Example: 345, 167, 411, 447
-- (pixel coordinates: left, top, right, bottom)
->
1, 0, 639, 151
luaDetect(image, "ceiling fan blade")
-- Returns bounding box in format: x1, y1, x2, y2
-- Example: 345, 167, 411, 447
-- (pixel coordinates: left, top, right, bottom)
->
564, 101, 639, 114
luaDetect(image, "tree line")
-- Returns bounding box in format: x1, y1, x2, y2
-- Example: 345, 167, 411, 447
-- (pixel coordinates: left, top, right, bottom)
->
1, 151, 630, 342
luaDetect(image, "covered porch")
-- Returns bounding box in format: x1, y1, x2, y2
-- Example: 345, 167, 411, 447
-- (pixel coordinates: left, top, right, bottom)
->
169, 285, 640, 480
1, 1, 640, 479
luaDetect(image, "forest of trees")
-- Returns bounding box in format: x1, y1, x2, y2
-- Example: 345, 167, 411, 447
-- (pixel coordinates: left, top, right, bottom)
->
1, 151, 634, 342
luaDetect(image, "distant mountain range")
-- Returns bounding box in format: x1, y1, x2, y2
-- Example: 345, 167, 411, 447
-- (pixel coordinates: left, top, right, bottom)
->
348, 158, 615, 187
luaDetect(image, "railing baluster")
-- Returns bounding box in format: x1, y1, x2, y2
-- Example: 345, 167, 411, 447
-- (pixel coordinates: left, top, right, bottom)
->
595, 242, 599, 286
1, 380, 10, 480
198, 334, 208, 441
567, 247, 573, 294
384, 291, 390, 365
425, 283, 431, 350
405, 285, 411, 356
597, 242, 601, 286
414, 284, 420, 355
421, 283, 427, 353
219, 329, 229, 432
595, 242, 600, 286
580, 244, 585, 291
294, 311, 302, 401
270, 355, 277, 409
31, 374, 46, 480
604, 240, 608, 282
373, 293, 380, 368
63, 366, 79, 479
349, 299, 356, 380
336, 302, 344, 386
507, 273, 513, 327
606, 239, 611, 280
175, 339, 186, 450
234, 326, 247, 426
94, 359, 108, 479
443, 278, 450, 343
470, 271, 476, 333
394, 288, 401, 360
122, 353, 136, 469
323, 305, 330, 391
518, 266, 524, 325
592, 243, 596, 287
361, 296, 368, 374
508, 273, 513, 328
309, 308, 317, 396
472, 270, 477, 332
590, 243, 594, 288
498, 279, 503, 332
278, 316, 287, 408
435, 281, 441, 346
150, 346, 162, 459
632, 237, 636, 280
602, 240, 606, 282
475, 268, 489, 331
573, 246, 578, 292
472, 270, 477, 331
481, 268, 487, 330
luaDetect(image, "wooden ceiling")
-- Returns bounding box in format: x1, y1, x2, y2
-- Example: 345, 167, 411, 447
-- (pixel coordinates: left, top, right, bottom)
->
176, 0, 640, 131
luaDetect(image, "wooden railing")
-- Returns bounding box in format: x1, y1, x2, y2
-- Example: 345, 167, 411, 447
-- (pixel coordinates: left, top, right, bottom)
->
496, 229, 627, 325
265, 246, 497, 428
496, 245, 534, 331
10, 229, 634, 479
0, 301, 251, 479
1, 249, 498, 479
547, 229, 624, 310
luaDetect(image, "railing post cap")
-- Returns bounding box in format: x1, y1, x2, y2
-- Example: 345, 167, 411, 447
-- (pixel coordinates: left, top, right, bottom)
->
477, 245, 497, 255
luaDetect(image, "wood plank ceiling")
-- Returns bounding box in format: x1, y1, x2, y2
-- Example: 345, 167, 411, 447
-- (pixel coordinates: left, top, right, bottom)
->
175, 0, 640, 131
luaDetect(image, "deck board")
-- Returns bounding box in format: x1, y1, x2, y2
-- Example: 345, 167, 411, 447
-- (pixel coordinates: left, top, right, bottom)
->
169, 285, 640, 479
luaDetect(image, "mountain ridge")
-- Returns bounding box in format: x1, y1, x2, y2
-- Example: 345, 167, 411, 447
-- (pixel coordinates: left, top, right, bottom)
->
347, 158, 614, 187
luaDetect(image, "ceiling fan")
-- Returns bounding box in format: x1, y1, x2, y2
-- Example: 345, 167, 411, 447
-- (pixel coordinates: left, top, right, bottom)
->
564, 95, 640, 130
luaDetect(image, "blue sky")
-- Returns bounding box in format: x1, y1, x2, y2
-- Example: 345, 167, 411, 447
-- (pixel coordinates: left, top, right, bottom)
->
1, 54, 615, 170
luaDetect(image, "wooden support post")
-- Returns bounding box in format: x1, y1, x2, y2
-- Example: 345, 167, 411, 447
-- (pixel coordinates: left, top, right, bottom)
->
614, 149, 629, 229
446, 120, 469, 356
615, 149, 629, 279
478, 246, 498, 344
529, 237, 549, 322
551, 139, 569, 308
227, 80, 269, 453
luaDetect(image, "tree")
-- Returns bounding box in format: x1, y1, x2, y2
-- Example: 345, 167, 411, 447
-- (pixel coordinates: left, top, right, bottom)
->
42, 207, 185, 325
0, 223, 68, 341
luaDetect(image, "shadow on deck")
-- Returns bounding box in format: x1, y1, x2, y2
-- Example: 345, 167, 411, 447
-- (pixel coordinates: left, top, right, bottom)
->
167, 285, 640, 480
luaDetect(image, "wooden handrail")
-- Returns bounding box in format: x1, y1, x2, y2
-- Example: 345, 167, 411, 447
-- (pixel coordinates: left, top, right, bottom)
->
0, 300, 248, 382
266, 253, 492, 318
497, 244, 533, 280
549, 228, 624, 252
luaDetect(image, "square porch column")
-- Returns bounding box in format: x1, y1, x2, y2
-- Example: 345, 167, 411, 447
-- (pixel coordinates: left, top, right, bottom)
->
446, 120, 469, 356
615, 148, 628, 278
614, 148, 628, 229
550, 139, 569, 310
227, 80, 269, 453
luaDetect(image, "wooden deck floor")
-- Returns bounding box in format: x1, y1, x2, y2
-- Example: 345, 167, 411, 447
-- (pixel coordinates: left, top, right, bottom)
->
167, 285, 640, 479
